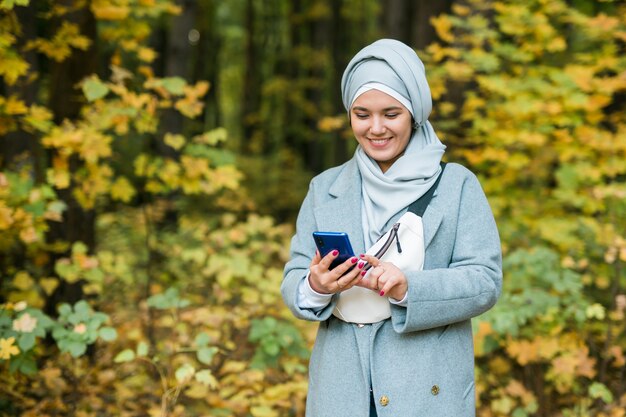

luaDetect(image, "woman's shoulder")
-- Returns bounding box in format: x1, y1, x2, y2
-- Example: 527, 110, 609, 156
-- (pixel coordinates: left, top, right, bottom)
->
442, 161, 481, 184
437, 162, 488, 201
309, 159, 356, 188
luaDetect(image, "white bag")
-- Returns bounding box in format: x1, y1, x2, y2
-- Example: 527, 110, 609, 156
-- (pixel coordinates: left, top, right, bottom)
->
332, 163, 446, 324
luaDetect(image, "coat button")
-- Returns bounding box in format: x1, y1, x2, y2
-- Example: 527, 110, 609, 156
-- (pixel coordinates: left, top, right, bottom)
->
431, 385, 440, 395
379, 395, 389, 406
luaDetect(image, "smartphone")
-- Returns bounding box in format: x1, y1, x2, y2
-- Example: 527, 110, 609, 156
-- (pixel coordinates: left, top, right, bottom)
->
312, 231, 356, 270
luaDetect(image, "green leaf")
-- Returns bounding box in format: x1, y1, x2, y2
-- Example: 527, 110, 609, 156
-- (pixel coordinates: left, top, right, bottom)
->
58, 303, 72, 317
195, 369, 218, 388
82, 76, 110, 102
99, 327, 117, 341
73, 300, 91, 320
136, 341, 148, 357
197, 347, 218, 365
0, 0, 30, 10
8, 352, 37, 375
193, 127, 228, 145
67, 341, 87, 357
114, 349, 136, 363
263, 340, 280, 356
18, 333, 36, 351
161, 77, 186, 95
175, 363, 195, 383
589, 382, 613, 403
195, 332, 211, 347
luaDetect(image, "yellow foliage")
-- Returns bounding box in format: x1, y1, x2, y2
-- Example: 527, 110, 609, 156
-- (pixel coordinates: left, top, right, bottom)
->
4, 95, 27, 114
0, 202, 14, 230
608, 346, 625, 368
23, 105, 54, 133
164, 133, 186, 150
91, 3, 131, 20
39, 277, 59, 296
26, 21, 91, 62
506, 335, 563, 366
110, 177, 136, 203
13, 271, 34, 290
137, 46, 157, 63
0, 337, 20, 360
0, 51, 29, 85
430, 15, 455, 43
444, 61, 474, 81
317, 116, 345, 132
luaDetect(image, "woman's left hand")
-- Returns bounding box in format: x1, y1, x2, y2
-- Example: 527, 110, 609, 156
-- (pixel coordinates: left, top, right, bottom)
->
356, 254, 408, 301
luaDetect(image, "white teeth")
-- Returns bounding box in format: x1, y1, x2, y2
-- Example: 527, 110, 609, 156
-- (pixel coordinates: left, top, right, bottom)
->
371, 139, 389, 145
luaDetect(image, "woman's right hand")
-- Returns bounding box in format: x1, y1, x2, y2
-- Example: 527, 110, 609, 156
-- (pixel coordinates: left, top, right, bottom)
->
308, 250, 366, 294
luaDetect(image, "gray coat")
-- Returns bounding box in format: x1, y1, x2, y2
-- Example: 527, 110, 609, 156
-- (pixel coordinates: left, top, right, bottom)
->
282, 157, 502, 417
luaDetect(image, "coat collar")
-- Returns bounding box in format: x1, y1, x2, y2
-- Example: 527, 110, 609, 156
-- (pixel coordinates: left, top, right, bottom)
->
314, 157, 444, 255
314, 158, 366, 254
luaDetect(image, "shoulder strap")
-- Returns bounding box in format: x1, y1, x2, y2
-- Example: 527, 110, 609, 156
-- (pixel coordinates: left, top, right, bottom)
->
407, 162, 447, 217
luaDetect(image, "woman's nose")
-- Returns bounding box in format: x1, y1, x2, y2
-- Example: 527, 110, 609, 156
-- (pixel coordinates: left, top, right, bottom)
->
369, 117, 386, 135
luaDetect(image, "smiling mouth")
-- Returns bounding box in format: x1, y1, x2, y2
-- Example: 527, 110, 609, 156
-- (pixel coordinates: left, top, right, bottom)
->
369, 138, 391, 145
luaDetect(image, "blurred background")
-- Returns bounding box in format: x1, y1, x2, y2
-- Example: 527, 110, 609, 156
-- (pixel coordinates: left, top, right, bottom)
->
0, 0, 625, 416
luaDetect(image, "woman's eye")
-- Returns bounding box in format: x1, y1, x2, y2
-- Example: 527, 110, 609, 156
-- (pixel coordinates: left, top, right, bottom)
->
355, 113, 368, 119
386, 113, 399, 118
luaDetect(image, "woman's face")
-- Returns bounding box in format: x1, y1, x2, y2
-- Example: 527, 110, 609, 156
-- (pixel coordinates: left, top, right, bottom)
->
350, 89, 412, 173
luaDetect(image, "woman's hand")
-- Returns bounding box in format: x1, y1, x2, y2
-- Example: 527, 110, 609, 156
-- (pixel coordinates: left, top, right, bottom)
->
308, 250, 365, 294
356, 254, 408, 301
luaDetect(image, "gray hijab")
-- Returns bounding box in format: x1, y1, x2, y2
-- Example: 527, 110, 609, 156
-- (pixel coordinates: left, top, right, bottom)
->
341, 39, 446, 246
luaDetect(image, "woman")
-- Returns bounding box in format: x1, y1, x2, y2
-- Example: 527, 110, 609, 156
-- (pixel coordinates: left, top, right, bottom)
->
282, 39, 502, 417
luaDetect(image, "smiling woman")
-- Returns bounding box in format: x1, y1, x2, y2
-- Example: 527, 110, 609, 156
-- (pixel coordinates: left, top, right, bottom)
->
282, 38, 502, 417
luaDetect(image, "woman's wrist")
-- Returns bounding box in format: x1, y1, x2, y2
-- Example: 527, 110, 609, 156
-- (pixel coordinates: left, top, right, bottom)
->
308, 273, 331, 294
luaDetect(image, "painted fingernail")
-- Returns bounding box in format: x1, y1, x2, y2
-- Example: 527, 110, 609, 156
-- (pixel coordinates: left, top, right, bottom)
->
357, 261, 364, 269
361, 270, 367, 277
332, 250, 339, 256
359, 254, 365, 258
379, 290, 385, 296
351, 257, 358, 264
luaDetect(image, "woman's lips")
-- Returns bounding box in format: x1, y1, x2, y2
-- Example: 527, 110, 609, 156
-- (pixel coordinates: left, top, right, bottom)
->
368, 138, 391, 147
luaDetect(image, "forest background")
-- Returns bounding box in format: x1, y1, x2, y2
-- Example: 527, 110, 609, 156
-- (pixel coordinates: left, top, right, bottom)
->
0, 0, 625, 416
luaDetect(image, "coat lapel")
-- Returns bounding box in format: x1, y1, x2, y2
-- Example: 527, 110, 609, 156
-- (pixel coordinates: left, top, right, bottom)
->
422, 190, 444, 249
313, 159, 366, 255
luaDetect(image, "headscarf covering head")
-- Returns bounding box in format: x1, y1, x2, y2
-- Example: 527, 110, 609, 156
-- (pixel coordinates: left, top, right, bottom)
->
340, 39, 446, 247
341, 39, 432, 126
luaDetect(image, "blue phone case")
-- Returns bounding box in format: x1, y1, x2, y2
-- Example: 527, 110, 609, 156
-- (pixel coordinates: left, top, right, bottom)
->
313, 231, 355, 269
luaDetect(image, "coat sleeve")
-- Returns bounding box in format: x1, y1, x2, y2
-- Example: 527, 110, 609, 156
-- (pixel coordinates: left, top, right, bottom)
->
391, 170, 502, 333
281, 180, 339, 322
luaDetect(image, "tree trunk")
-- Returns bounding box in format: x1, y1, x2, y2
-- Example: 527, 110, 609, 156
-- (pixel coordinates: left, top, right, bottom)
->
383, 0, 412, 44
160, 0, 197, 143
411, 0, 454, 50
242, 0, 261, 152
47, 0, 98, 310
197, 0, 221, 130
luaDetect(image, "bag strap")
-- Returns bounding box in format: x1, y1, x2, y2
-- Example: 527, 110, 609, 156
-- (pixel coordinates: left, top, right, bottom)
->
407, 162, 447, 217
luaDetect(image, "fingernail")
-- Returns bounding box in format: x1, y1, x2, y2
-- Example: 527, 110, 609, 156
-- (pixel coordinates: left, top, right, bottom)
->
351, 257, 358, 264
361, 270, 367, 277
332, 250, 339, 256
379, 290, 385, 296
357, 261, 364, 269
359, 254, 365, 258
